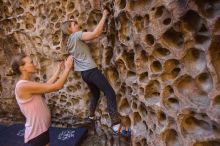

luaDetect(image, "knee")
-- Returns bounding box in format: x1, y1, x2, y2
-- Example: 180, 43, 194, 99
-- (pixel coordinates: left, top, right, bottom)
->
91, 90, 100, 98
107, 88, 116, 98
93, 93, 100, 99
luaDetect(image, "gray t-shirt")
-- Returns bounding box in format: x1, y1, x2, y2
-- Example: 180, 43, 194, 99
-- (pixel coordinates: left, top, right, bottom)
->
67, 31, 97, 71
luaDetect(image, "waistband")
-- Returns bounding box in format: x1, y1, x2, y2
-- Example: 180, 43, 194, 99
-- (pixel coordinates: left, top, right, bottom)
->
81, 67, 98, 73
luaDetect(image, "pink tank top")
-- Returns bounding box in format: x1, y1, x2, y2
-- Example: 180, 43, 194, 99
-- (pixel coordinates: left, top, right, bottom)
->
15, 80, 51, 143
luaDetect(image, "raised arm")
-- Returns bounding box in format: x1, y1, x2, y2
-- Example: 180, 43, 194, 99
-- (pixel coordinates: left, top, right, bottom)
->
46, 62, 63, 84
17, 56, 73, 98
81, 9, 109, 41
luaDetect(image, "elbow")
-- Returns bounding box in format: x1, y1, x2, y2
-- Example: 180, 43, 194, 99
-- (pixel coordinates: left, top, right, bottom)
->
95, 33, 100, 38
52, 84, 64, 91
93, 31, 102, 39
56, 84, 64, 90
92, 33, 100, 40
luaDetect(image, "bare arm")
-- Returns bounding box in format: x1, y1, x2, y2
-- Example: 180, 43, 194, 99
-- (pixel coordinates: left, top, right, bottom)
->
81, 9, 109, 41
47, 62, 63, 84
17, 56, 73, 99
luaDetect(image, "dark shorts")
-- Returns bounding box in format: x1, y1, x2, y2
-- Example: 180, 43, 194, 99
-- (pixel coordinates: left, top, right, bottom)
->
26, 130, 49, 146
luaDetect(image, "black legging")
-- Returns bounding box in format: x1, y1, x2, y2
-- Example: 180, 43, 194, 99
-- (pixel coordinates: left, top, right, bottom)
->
25, 130, 49, 146
81, 67, 120, 125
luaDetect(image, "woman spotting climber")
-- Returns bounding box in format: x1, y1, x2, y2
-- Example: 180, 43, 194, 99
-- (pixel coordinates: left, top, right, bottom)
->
11, 54, 73, 146
61, 9, 131, 136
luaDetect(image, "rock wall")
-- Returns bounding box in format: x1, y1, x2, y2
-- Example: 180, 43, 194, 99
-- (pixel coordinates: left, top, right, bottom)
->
1, 0, 220, 145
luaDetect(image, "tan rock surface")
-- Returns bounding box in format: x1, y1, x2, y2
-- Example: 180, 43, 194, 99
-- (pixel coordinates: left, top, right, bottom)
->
1, 0, 220, 145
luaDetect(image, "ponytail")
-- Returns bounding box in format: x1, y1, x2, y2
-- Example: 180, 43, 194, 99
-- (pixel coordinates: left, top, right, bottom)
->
11, 53, 26, 75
